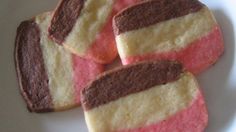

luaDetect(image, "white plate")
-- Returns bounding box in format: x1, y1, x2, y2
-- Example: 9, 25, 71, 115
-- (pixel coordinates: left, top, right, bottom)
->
0, 0, 235, 132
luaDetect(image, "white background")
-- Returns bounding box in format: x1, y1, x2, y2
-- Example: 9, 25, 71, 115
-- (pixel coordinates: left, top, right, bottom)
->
0, 0, 235, 132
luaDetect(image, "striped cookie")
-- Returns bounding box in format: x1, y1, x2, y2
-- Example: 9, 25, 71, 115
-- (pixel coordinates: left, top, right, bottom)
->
81, 61, 208, 132
14, 12, 104, 113
48, 0, 140, 64
113, 0, 224, 74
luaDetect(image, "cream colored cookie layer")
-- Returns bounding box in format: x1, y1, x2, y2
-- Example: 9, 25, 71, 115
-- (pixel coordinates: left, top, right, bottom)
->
84, 72, 199, 132
36, 13, 76, 110
116, 7, 217, 58
64, 0, 115, 55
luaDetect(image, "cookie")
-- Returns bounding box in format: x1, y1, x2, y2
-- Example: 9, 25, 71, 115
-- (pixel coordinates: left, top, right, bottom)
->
14, 12, 104, 113
113, 0, 224, 74
81, 61, 208, 132
48, 0, 140, 64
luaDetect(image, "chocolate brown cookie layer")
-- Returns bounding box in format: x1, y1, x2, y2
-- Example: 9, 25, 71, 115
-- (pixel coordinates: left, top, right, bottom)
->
113, 0, 204, 35
48, 0, 85, 44
82, 61, 183, 110
15, 20, 53, 112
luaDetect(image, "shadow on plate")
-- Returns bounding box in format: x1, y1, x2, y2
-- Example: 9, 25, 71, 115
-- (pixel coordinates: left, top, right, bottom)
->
198, 9, 236, 132
0, 92, 45, 132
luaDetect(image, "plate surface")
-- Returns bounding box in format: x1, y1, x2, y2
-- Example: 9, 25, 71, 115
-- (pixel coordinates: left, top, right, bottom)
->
0, 0, 235, 132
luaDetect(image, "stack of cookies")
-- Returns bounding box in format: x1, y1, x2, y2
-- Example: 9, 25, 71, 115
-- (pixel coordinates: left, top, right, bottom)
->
14, 0, 224, 131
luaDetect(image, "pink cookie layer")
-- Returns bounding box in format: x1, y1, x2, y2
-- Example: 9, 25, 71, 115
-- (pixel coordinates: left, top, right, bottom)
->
72, 55, 104, 104
86, 0, 140, 64
120, 91, 208, 132
121, 25, 224, 74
